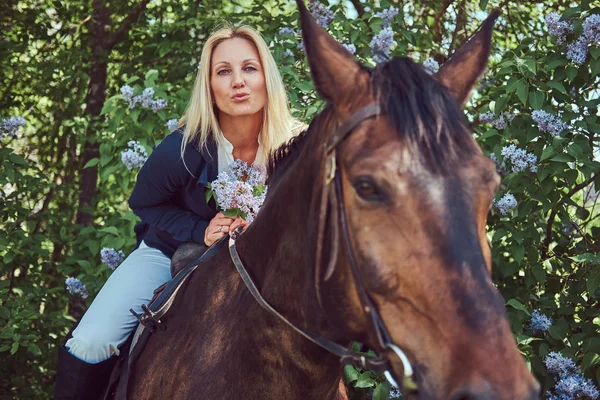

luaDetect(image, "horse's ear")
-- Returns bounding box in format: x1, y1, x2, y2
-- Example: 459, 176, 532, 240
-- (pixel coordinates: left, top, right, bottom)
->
434, 10, 500, 107
296, 0, 368, 104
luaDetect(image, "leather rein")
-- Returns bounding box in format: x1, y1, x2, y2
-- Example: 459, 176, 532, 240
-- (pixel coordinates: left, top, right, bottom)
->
228, 103, 418, 392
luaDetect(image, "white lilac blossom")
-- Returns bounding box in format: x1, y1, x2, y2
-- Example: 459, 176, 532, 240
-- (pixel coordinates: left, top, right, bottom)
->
120, 85, 134, 101
121, 140, 148, 170
494, 193, 517, 215
65, 277, 88, 299
545, 12, 574, 45
279, 27, 294, 36
375, 6, 399, 28
308, 1, 335, 28
566, 36, 589, 65
208, 159, 267, 223
529, 309, 552, 332
283, 49, 294, 58
0, 116, 26, 140
100, 248, 125, 270
500, 144, 538, 173
297, 41, 305, 51
167, 119, 179, 131
531, 110, 568, 136
141, 88, 155, 108
423, 57, 439, 74
342, 43, 356, 54
370, 26, 394, 64
583, 14, 600, 43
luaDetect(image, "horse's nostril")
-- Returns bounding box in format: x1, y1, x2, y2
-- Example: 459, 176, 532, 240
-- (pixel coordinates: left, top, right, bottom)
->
448, 389, 479, 400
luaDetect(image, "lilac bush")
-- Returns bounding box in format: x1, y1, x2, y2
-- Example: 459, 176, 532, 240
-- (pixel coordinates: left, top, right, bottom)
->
494, 193, 518, 215
422, 57, 439, 74
167, 119, 179, 131
545, 353, 599, 399
545, 12, 574, 45
500, 144, 538, 173
531, 110, 568, 136
529, 309, 552, 332
374, 6, 399, 28
308, 1, 334, 29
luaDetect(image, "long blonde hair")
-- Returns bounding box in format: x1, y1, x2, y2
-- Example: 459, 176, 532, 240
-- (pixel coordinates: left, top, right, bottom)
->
178, 24, 296, 169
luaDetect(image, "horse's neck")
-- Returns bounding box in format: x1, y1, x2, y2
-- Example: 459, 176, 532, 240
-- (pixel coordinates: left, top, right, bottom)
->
180, 252, 343, 399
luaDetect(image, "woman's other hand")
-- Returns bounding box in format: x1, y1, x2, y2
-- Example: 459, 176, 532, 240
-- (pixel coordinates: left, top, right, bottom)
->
229, 217, 248, 235
204, 212, 234, 246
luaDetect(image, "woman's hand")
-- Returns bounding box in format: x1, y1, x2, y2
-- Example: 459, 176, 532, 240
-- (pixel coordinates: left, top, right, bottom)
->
229, 217, 248, 235
204, 213, 235, 246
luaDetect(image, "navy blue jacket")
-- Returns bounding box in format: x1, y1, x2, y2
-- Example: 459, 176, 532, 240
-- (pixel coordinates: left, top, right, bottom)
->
128, 128, 218, 258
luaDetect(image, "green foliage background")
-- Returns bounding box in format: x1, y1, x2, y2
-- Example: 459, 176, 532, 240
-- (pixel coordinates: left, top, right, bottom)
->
1, 0, 599, 398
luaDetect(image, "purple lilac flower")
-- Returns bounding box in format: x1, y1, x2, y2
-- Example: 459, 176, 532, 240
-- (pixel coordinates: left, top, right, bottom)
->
121, 140, 148, 170
309, 1, 335, 29
489, 153, 507, 175
494, 193, 517, 215
0, 116, 26, 140
545, 352, 577, 377
370, 26, 394, 64
297, 41, 305, 51
120, 85, 134, 101
141, 88, 155, 108
389, 387, 402, 399
566, 36, 589, 65
531, 110, 568, 136
129, 95, 142, 109
210, 159, 267, 223
423, 57, 439, 74
342, 43, 356, 54
529, 309, 552, 332
479, 111, 495, 123
555, 373, 599, 399
279, 27, 294, 36
65, 277, 88, 299
375, 6, 399, 28
583, 14, 600, 43
100, 248, 125, 270
151, 98, 167, 113
283, 49, 294, 58
500, 144, 538, 173
545, 12, 574, 45
167, 119, 179, 131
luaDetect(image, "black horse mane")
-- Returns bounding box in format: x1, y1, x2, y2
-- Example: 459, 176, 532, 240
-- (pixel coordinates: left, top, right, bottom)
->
267, 57, 478, 182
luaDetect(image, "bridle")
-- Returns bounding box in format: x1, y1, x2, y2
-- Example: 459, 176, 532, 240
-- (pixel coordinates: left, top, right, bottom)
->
228, 103, 418, 392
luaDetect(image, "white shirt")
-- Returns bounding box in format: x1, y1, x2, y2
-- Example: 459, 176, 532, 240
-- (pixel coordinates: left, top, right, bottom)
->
217, 134, 266, 174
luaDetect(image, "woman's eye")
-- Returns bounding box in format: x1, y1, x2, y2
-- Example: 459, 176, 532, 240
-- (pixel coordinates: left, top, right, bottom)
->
217, 69, 230, 75
353, 177, 381, 200
244, 66, 257, 72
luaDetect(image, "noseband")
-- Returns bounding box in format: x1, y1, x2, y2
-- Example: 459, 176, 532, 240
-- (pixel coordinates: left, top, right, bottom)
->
228, 103, 417, 392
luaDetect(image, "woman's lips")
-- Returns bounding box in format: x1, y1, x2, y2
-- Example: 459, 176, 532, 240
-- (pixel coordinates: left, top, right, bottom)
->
231, 93, 250, 102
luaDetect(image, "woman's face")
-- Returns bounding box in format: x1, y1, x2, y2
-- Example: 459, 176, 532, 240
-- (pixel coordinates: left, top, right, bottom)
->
210, 37, 268, 118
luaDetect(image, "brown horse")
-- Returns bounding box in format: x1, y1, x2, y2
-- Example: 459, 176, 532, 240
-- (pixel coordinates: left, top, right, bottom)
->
123, 2, 540, 399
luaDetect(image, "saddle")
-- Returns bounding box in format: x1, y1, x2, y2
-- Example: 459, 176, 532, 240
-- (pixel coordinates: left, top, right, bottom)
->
102, 239, 224, 400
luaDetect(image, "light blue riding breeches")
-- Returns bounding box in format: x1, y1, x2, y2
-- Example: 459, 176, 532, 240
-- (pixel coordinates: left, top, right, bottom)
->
65, 241, 171, 364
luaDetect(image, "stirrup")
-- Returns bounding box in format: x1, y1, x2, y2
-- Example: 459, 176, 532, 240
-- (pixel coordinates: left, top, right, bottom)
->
130, 304, 165, 334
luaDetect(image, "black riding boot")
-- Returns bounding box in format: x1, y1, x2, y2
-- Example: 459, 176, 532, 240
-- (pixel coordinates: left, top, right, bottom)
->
54, 345, 117, 400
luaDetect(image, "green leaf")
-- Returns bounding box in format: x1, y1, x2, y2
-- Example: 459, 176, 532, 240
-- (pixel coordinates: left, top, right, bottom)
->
354, 371, 376, 388
343, 364, 360, 384
373, 382, 392, 400
479, 0, 489, 10
10, 342, 19, 355
98, 226, 119, 236
540, 145, 555, 161
516, 80, 529, 106
548, 319, 569, 340
546, 81, 567, 94
507, 299, 530, 315
27, 343, 41, 356
586, 272, 600, 296
566, 66, 577, 81
83, 158, 99, 169
528, 91, 545, 109
551, 153, 575, 163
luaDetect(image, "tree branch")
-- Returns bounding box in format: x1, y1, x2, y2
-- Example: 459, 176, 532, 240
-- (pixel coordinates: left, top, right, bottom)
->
433, 0, 454, 44
105, 0, 151, 50
542, 174, 598, 259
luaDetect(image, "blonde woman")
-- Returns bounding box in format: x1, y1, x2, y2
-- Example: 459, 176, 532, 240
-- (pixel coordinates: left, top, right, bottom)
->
54, 25, 297, 400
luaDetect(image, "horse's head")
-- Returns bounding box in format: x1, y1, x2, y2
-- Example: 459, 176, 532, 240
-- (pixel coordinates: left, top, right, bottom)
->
290, 2, 540, 399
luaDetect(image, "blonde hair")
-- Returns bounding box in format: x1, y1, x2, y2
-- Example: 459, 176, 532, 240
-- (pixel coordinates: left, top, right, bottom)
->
178, 24, 295, 169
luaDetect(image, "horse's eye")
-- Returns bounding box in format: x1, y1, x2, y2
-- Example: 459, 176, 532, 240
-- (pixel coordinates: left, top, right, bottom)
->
353, 177, 380, 200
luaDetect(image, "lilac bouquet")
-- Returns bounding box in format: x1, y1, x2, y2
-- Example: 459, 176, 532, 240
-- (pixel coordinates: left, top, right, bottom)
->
205, 159, 267, 223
